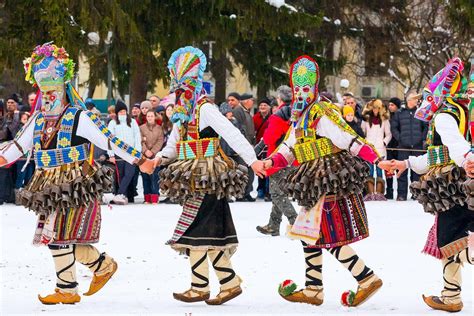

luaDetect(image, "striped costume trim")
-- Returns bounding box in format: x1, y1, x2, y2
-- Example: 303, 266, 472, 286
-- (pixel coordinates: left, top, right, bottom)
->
84, 110, 142, 160
33, 201, 101, 246
440, 236, 469, 259
168, 193, 205, 244
308, 193, 369, 249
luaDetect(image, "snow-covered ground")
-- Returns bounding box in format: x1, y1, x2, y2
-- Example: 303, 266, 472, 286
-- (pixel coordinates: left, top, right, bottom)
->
1, 198, 472, 315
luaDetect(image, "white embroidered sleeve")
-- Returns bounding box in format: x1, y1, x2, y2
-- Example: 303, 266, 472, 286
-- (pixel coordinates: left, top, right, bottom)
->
200, 103, 257, 166
76, 111, 141, 164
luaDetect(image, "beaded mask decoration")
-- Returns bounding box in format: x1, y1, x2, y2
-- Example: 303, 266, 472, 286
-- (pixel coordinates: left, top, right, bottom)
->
415, 57, 468, 122
289, 55, 319, 125
23, 42, 84, 117
168, 46, 207, 125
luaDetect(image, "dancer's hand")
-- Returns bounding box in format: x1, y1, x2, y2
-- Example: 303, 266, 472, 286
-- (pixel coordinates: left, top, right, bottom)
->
464, 160, 474, 178
153, 156, 162, 168
263, 159, 273, 170
392, 160, 407, 178
109, 157, 116, 164
0, 156, 7, 168
139, 158, 155, 174
377, 160, 392, 172
251, 160, 266, 178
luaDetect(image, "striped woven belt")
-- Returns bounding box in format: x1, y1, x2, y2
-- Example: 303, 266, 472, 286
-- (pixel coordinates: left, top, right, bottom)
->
176, 138, 219, 160
34, 143, 89, 168
427, 145, 453, 167
293, 137, 341, 163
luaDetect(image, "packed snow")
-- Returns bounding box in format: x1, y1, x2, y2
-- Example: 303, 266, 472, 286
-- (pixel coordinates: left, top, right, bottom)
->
1, 197, 472, 315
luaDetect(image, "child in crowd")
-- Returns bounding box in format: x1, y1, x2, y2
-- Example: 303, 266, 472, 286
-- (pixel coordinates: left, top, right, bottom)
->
343, 106, 364, 137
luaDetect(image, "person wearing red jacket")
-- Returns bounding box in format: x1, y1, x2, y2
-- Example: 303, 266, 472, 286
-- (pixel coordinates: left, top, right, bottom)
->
253, 98, 272, 199
256, 86, 297, 236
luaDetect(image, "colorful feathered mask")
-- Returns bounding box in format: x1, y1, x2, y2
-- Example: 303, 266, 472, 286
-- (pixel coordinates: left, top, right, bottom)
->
289, 55, 319, 124
167, 46, 207, 125
415, 57, 468, 122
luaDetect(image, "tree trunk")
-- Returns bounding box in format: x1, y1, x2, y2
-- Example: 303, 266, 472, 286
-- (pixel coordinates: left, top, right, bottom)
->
129, 58, 148, 108
257, 82, 269, 102
211, 51, 227, 104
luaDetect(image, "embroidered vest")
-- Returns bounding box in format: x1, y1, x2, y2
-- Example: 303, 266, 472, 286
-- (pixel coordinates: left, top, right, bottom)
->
176, 99, 220, 160
293, 104, 341, 163
33, 107, 89, 168
426, 101, 467, 168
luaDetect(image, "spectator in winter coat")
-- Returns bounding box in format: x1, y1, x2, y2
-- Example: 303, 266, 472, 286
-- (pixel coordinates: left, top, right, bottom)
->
0, 95, 21, 204
137, 100, 152, 125
390, 90, 428, 201
253, 98, 272, 200
254, 98, 272, 144
233, 93, 256, 202
140, 111, 164, 204
361, 99, 392, 201
108, 100, 142, 205
344, 95, 364, 125
14, 111, 35, 205
155, 95, 176, 204
256, 86, 297, 236
384, 97, 401, 199
342, 105, 364, 137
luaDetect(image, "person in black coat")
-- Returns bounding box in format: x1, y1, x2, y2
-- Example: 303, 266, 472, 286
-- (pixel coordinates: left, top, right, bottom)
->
390, 91, 428, 200
384, 97, 401, 199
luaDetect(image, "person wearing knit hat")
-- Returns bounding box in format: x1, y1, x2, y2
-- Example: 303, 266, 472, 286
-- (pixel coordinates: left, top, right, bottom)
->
115, 99, 128, 115
343, 105, 364, 137
342, 105, 354, 117
388, 97, 401, 109
7, 93, 21, 105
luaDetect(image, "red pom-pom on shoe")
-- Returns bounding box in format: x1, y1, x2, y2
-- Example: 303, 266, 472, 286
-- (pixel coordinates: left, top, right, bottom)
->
341, 290, 355, 306
278, 279, 297, 297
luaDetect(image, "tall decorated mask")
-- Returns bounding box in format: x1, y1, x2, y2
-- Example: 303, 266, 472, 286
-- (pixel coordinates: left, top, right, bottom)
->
415, 57, 467, 122
167, 46, 207, 125
289, 55, 319, 123
24, 43, 76, 118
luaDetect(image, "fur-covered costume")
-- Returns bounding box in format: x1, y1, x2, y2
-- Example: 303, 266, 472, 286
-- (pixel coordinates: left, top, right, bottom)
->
156, 47, 257, 305
404, 57, 473, 312
270, 55, 383, 307
0, 43, 145, 303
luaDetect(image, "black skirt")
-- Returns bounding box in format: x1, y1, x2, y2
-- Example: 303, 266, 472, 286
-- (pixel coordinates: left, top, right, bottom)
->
437, 204, 474, 255
174, 194, 238, 250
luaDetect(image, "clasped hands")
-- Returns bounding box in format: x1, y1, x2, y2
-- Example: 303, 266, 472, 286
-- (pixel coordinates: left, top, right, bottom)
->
377, 159, 407, 177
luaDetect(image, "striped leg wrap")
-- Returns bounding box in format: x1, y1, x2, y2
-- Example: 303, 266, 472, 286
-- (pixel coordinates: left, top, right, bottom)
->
328, 245, 374, 282
304, 247, 323, 287
187, 249, 209, 290
208, 250, 240, 290
49, 244, 78, 291
453, 248, 473, 265
441, 256, 462, 303
84, 252, 106, 273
